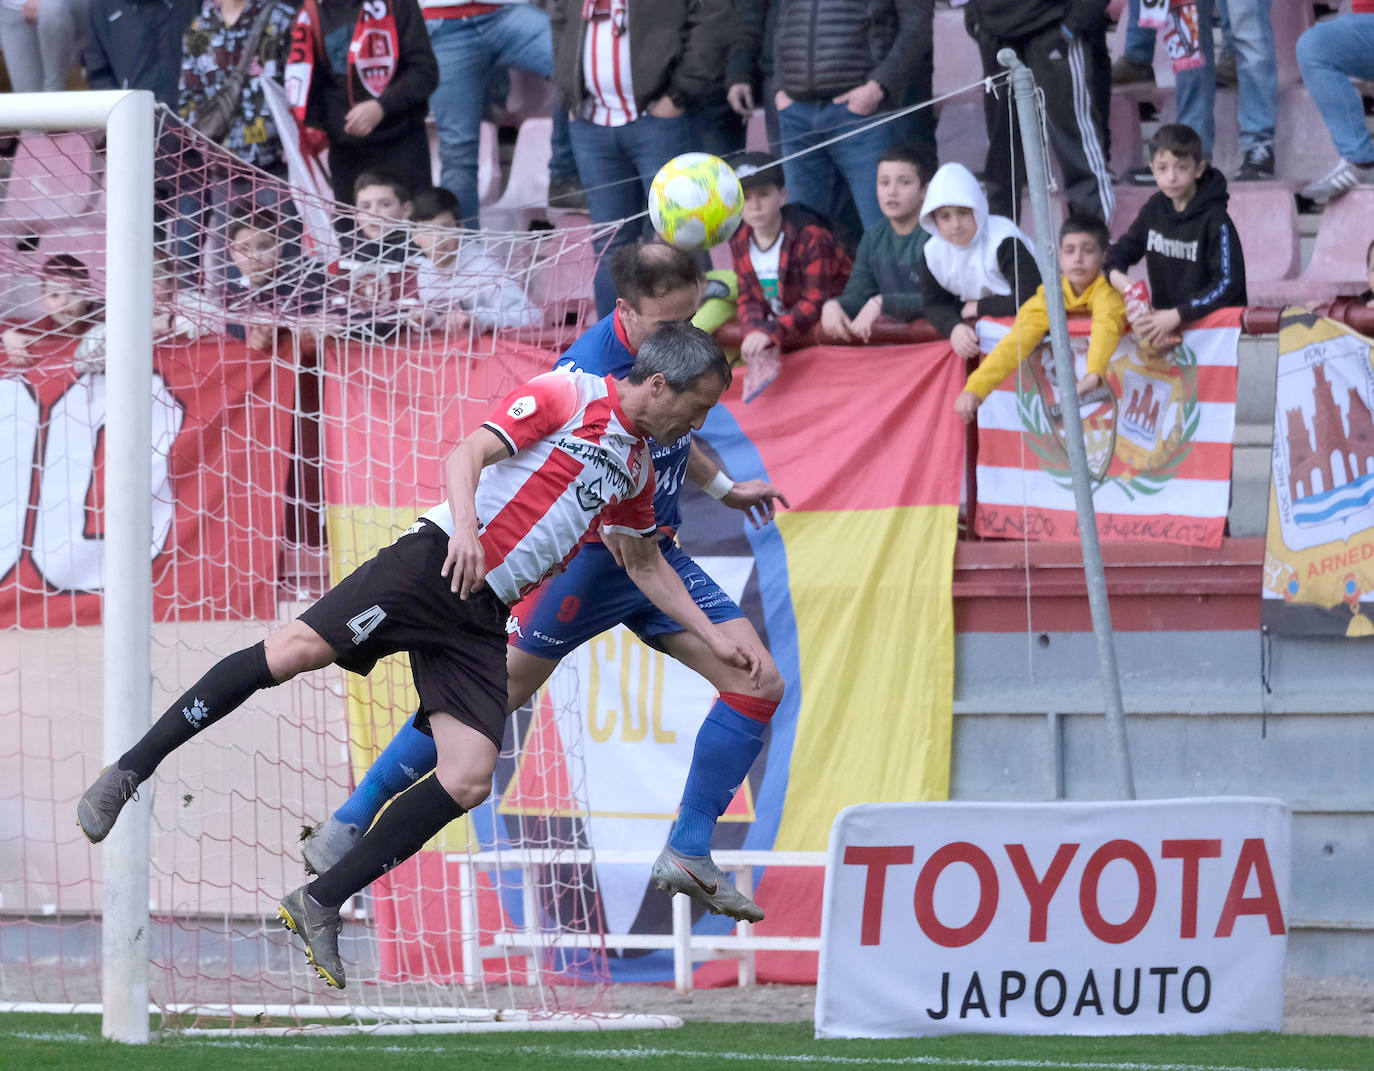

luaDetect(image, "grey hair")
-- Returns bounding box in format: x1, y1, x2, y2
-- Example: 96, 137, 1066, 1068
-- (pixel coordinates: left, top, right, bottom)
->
626, 322, 732, 392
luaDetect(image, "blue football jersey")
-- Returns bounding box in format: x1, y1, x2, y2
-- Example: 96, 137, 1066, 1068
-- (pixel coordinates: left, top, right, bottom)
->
553, 314, 691, 532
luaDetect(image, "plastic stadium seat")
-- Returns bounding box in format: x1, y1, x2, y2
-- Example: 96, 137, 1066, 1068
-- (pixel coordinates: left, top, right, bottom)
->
936, 96, 988, 174
503, 69, 557, 124
1273, 1, 1315, 87
1229, 185, 1301, 285
1275, 84, 1339, 187
0, 132, 100, 231
482, 117, 552, 232
745, 110, 769, 154
1108, 92, 1144, 173
932, 5, 982, 98
525, 224, 598, 328
34, 226, 106, 285
1249, 189, 1374, 306
424, 120, 501, 205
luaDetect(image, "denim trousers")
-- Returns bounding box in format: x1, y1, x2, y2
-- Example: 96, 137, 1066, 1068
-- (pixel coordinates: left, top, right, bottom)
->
1123, 0, 1275, 154
1297, 14, 1374, 164
776, 99, 898, 228
426, 5, 576, 226
570, 113, 689, 316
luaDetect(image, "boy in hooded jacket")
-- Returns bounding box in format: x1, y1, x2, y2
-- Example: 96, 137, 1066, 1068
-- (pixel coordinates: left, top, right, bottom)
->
916, 161, 1041, 360
1104, 124, 1247, 349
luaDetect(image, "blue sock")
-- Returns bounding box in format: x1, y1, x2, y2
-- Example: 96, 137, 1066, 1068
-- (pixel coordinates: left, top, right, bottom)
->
668, 698, 768, 857
333, 712, 438, 830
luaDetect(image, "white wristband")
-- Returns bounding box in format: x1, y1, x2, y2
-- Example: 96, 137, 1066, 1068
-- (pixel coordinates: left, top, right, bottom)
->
704, 470, 734, 500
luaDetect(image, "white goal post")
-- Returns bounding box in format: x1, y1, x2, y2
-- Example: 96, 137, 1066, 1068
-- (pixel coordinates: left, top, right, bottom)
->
0, 89, 154, 1045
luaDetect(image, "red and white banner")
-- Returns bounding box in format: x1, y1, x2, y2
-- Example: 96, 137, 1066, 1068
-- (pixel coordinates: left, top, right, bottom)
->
972, 309, 1241, 548
816, 799, 1289, 1038
0, 337, 292, 627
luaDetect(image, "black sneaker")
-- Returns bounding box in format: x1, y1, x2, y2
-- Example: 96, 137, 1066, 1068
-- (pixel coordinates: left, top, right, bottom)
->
1110, 56, 1155, 86
547, 178, 588, 211
77, 764, 141, 843
1234, 144, 1275, 182
1123, 166, 1157, 186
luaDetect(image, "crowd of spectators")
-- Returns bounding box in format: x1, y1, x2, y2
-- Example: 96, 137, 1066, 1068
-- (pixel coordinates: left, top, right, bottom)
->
0, 0, 1371, 372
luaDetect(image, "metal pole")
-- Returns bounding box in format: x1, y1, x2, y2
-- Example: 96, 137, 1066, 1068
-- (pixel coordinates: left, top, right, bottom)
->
101, 89, 156, 1042
997, 52, 1136, 800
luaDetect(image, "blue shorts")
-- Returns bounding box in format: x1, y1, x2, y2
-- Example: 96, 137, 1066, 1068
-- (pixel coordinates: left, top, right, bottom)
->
509, 538, 743, 658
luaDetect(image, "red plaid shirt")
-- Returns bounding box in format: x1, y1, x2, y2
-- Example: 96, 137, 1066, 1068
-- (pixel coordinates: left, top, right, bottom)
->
730, 213, 852, 347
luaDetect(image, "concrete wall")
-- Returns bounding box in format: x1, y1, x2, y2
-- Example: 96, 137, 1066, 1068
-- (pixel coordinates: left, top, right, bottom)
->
952, 627, 1374, 981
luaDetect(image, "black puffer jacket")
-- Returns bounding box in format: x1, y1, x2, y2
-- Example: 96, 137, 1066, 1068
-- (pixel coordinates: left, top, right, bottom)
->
964, 0, 1108, 45
773, 0, 933, 103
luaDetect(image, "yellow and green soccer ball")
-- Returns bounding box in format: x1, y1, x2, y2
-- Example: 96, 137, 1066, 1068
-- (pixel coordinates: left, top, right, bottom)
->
648, 152, 745, 250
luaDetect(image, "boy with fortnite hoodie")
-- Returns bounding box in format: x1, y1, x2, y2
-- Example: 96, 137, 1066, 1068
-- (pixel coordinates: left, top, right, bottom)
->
917, 161, 1041, 360
1103, 125, 1247, 349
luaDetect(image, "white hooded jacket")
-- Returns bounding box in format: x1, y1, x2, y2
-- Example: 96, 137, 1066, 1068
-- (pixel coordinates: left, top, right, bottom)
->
918, 162, 1033, 302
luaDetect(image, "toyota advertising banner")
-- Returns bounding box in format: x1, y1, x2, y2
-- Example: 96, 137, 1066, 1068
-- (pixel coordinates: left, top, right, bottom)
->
816, 800, 1289, 1038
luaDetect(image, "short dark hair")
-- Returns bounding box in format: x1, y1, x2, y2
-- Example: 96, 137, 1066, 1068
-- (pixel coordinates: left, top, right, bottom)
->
627, 322, 731, 392
1059, 213, 1109, 251
411, 186, 462, 223
879, 141, 938, 187
41, 253, 90, 284
609, 241, 702, 309
226, 200, 279, 241
1148, 124, 1204, 165
353, 166, 413, 203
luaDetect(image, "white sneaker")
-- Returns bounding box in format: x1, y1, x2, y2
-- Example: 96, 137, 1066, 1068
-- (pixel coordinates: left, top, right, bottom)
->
301, 815, 363, 875
1300, 159, 1374, 205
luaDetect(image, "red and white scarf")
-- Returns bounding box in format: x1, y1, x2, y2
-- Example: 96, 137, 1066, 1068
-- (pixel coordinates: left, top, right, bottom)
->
284, 0, 400, 126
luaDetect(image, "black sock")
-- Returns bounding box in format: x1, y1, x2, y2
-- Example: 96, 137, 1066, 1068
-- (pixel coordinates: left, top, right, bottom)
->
119, 641, 277, 782
309, 774, 465, 909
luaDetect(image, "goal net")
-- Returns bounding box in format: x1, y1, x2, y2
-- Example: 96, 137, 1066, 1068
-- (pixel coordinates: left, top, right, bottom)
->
0, 94, 648, 1035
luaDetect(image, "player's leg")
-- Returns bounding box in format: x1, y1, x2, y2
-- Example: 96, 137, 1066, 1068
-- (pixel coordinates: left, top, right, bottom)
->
76, 619, 335, 844
303, 643, 560, 873
281, 589, 509, 988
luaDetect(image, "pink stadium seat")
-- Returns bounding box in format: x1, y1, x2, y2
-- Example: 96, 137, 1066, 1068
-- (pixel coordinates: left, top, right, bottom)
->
1249, 189, 1374, 307
482, 117, 552, 232
1108, 183, 1153, 241
33, 226, 106, 286
424, 120, 501, 204
1229, 185, 1300, 284
525, 224, 597, 328
936, 96, 988, 174
1273, 1, 1315, 87
1276, 84, 1339, 187
0, 132, 101, 232
932, 5, 982, 98
745, 110, 769, 154
1108, 93, 1144, 173
503, 69, 557, 123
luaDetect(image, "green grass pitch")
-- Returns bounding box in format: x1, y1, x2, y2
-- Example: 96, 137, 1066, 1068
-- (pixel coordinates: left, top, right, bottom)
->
3, 1015, 1372, 1071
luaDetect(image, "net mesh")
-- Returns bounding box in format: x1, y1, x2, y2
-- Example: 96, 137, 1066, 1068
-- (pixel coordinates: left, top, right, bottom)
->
0, 105, 627, 1028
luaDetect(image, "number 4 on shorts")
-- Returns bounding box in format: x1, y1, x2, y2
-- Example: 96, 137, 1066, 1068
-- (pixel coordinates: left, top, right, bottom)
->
347, 604, 387, 645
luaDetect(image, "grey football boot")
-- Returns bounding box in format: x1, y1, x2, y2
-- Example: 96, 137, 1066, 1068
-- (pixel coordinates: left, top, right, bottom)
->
278, 885, 345, 988
302, 815, 364, 875
76, 764, 142, 843
651, 844, 765, 923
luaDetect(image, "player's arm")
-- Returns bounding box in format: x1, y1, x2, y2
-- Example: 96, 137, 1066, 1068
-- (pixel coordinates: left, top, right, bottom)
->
685, 441, 790, 528
604, 530, 764, 685
440, 426, 512, 598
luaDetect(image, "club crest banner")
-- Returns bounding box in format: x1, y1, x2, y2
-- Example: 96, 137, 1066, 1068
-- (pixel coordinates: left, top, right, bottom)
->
318, 338, 964, 986
971, 309, 1241, 548
1262, 308, 1374, 637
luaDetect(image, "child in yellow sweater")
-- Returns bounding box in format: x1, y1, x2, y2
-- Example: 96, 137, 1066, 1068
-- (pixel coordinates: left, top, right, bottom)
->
956, 215, 1126, 423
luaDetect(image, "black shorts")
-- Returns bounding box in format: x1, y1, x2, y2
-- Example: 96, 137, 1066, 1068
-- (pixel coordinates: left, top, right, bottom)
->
298, 520, 510, 748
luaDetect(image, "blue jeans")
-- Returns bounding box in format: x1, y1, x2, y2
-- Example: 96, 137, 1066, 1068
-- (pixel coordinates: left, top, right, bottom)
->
426, 6, 575, 225
776, 99, 896, 227
1297, 14, 1374, 164
570, 113, 689, 316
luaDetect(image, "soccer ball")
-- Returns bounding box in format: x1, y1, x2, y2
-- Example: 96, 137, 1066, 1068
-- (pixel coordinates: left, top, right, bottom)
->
648, 153, 745, 250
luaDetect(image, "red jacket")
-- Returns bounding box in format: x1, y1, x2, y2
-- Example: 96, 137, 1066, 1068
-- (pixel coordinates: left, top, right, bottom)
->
730, 206, 852, 347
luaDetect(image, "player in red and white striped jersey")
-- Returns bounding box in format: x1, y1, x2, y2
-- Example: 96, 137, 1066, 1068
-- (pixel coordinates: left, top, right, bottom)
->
77, 323, 760, 989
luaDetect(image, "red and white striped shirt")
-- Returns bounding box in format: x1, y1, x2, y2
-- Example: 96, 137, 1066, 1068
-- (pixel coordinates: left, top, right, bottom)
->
581, 0, 636, 126
422, 371, 656, 606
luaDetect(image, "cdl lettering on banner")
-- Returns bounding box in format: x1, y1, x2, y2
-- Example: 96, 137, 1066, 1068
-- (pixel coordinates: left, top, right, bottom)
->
815, 800, 1290, 1038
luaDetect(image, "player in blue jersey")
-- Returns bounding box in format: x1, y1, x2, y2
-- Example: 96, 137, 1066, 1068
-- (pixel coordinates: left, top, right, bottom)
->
303, 242, 788, 922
